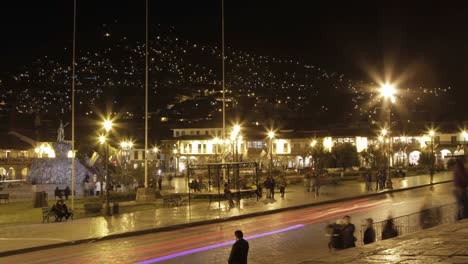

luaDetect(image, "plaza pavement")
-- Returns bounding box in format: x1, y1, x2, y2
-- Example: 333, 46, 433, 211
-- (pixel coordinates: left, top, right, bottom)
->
299, 218, 468, 264
0, 172, 453, 256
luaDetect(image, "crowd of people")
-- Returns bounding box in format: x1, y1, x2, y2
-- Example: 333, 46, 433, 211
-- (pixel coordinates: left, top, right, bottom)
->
327, 215, 399, 251
51, 199, 72, 221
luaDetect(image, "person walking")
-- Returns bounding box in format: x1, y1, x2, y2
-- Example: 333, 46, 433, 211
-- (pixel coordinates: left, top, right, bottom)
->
365, 173, 373, 192
278, 176, 287, 198
157, 175, 162, 191
264, 177, 271, 198
228, 230, 249, 264
363, 218, 376, 245
313, 175, 321, 198
341, 215, 356, 248
453, 159, 468, 220
64, 186, 71, 200
224, 183, 234, 208
270, 177, 276, 199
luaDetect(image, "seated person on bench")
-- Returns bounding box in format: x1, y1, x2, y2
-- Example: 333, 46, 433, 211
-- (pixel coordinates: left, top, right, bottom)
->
52, 200, 72, 221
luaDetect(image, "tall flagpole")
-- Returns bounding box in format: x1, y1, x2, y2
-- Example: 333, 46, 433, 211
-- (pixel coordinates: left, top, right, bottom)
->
71, 0, 77, 210
144, 0, 149, 188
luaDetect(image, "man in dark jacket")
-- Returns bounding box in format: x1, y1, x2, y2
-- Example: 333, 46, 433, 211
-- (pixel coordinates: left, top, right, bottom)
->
229, 230, 249, 264
341, 215, 356, 248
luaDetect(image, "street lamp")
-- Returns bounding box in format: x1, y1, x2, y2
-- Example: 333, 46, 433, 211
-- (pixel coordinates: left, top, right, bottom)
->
379, 83, 397, 189
230, 125, 241, 162
461, 131, 468, 144
268, 131, 275, 175
310, 139, 318, 170
428, 130, 436, 184
102, 119, 113, 216
120, 140, 133, 183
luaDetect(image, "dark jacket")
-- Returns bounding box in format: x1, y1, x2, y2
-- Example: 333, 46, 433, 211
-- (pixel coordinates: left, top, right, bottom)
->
342, 223, 356, 248
382, 223, 398, 240
363, 227, 376, 244
228, 239, 249, 264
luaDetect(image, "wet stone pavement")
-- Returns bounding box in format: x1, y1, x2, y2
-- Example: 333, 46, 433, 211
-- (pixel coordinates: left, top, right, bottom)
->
0, 172, 453, 254
299, 219, 468, 264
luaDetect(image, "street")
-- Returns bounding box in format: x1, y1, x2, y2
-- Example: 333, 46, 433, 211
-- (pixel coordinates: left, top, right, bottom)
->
0, 181, 455, 264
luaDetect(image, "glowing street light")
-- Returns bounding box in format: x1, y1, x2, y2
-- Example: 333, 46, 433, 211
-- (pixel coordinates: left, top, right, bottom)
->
268, 131, 275, 139
99, 135, 106, 144
153, 147, 159, 153
379, 83, 397, 189
310, 140, 317, 147
462, 131, 468, 140
103, 119, 113, 132
230, 125, 242, 162
381, 129, 388, 136
429, 130, 436, 137
380, 83, 396, 103
101, 118, 113, 216
267, 130, 276, 176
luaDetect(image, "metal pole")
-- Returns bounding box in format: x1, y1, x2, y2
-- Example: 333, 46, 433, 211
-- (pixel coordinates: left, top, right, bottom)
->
221, 0, 225, 146
269, 137, 273, 176
187, 164, 191, 210
385, 106, 393, 189
221, 0, 226, 183
71, 0, 77, 210
144, 0, 149, 188
105, 142, 111, 215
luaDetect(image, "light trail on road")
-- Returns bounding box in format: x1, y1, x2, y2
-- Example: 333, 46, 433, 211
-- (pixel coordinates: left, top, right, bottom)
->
0, 183, 455, 264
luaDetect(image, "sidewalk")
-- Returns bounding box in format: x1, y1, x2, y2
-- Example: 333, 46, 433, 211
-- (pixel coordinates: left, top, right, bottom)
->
0, 172, 453, 256
299, 218, 468, 264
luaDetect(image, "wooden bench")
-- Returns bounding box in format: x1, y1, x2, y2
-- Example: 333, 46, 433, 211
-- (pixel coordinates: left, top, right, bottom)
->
162, 195, 188, 207
42, 207, 74, 223
42, 207, 58, 223
0, 193, 9, 203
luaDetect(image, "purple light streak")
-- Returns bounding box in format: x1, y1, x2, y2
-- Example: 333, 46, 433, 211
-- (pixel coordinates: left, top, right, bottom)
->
136, 224, 305, 264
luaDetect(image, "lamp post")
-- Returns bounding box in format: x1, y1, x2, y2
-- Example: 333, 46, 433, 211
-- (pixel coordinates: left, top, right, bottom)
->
461, 131, 468, 146
102, 119, 113, 216
230, 125, 241, 162
268, 131, 275, 176
429, 130, 436, 184
310, 139, 317, 170
120, 141, 133, 183
379, 83, 396, 189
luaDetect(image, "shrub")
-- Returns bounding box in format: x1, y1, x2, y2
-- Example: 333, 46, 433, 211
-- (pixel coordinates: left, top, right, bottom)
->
84, 202, 102, 214
109, 192, 136, 202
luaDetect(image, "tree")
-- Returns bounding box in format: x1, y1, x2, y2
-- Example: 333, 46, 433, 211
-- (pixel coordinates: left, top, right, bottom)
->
419, 151, 435, 170
331, 143, 360, 169
360, 146, 385, 170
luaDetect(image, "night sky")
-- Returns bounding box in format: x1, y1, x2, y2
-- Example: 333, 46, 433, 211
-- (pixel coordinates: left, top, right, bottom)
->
1, 1, 467, 93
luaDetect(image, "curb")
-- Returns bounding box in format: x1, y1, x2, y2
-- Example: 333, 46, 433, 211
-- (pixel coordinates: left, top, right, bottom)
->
0, 179, 453, 257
